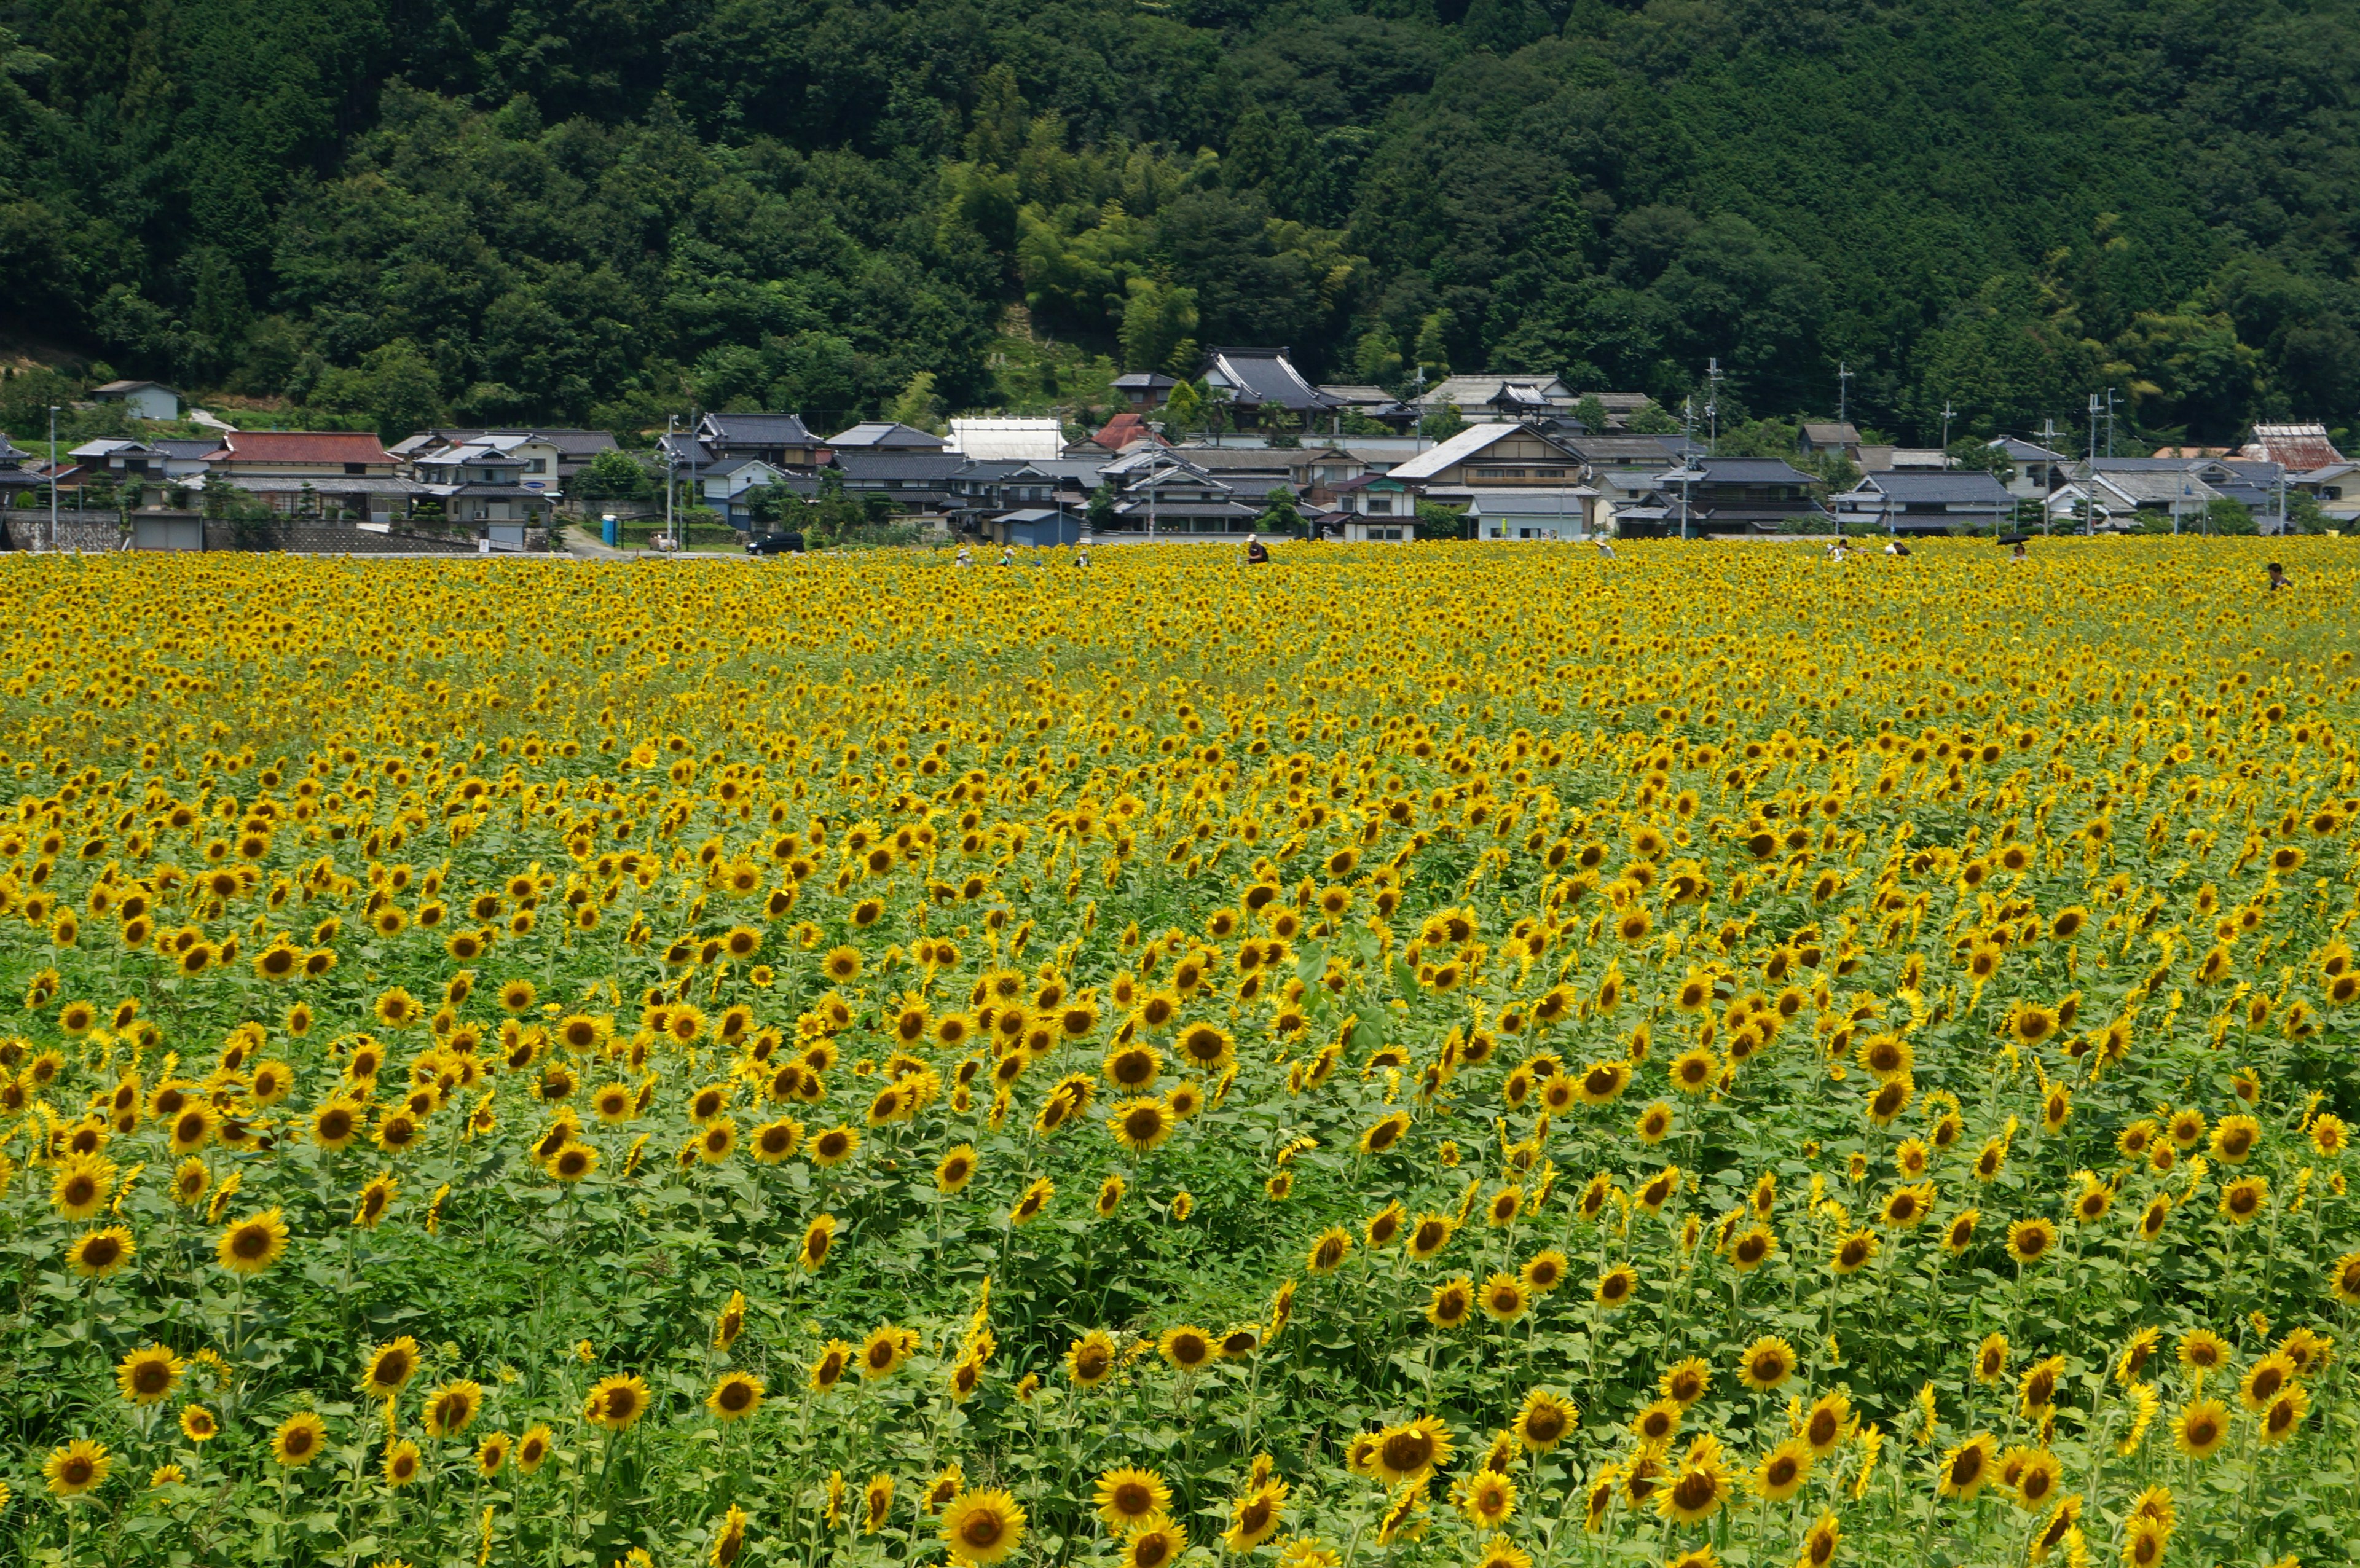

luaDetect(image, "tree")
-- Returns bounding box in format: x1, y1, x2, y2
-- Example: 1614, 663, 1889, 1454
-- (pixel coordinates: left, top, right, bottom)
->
1415, 499, 1470, 539
1163, 380, 1203, 436
1420, 401, 1466, 442
1087, 483, 1117, 531
1573, 393, 1609, 431
580, 448, 649, 501
1255, 488, 1305, 537
1120, 279, 1198, 375
1626, 400, 1683, 436
886, 372, 945, 434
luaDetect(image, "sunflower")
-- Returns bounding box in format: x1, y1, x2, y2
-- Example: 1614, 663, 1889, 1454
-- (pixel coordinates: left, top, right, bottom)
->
1594, 1264, 1639, 1310
1426, 1276, 1474, 1329
1935, 1433, 1996, 1499
1406, 1212, 1456, 1261
360, 1336, 421, 1400
863, 1474, 897, 1534
1095, 1465, 1173, 1531
711, 1503, 750, 1567
2331, 1250, 2360, 1305
476, 1430, 511, 1476
811, 1125, 860, 1167
1110, 1096, 1174, 1153
1305, 1226, 1353, 1275
1753, 1437, 1813, 1502
1975, 1331, 2010, 1384
2012, 1448, 2063, 1511
808, 1339, 854, 1393
273, 1411, 327, 1467
1513, 1388, 1577, 1450
1656, 1433, 1730, 1523
1479, 1272, 1530, 1323
1798, 1512, 1841, 1568
2257, 1385, 2310, 1445
2171, 1397, 2228, 1459
1738, 1335, 1796, 1390
66, 1226, 135, 1279
1631, 1398, 1683, 1451
1158, 1324, 1214, 1372
1460, 1469, 1517, 1529
1222, 1478, 1289, 1551
1520, 1247, 1568, 1293
423, 1379, 483, 1437
116, 1345, 184, 1406
516, 1424, 554, 1473
1010, 1177, 1055, 1226
1801, 1390, 1850, 1456
51, 1155, 114, 1221
377, 1436, 421, 1488
860, 1325, 914, 1382
1373, 1416, 1454, 1484
1123, 1523, 1187, 1568
940, 1489, 1028, 1565
44, 1438, 111, 1497
1066, 1330, 1118, 1387
586, 1373, 651, 1430
2004, 1217, 2055, 1266
2218, 1175, 2269, 1223
216, 1207, 289, 1275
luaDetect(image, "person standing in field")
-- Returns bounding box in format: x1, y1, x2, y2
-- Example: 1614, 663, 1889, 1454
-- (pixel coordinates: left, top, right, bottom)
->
1245, 534, 1270, 565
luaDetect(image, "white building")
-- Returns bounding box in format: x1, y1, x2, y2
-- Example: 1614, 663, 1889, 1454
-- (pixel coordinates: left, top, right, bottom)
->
90, 380, 181, 420
946, 418, 1064, 461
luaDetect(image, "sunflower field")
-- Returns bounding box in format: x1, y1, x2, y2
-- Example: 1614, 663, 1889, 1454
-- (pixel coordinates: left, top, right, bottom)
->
1, 539, 2357, 1568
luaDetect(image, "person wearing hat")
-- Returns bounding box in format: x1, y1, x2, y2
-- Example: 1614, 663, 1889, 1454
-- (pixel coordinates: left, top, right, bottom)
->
1245, 533, 1270, 565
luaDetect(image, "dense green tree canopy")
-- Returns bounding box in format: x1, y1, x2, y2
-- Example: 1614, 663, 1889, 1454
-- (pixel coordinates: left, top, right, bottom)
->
3, 0, 2358, 444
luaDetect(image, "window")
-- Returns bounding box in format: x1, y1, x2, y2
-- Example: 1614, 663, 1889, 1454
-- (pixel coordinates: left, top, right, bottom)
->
528, 458, 547, 474
344, 463, 368, 476
1366, 498, 1394, 514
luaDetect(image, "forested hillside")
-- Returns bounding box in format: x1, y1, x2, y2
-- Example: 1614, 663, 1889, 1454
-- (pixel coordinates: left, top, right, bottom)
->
1, 0, 2356, 443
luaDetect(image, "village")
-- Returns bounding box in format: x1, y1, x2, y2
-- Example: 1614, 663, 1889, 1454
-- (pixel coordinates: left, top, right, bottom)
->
0, 352, 2345, 553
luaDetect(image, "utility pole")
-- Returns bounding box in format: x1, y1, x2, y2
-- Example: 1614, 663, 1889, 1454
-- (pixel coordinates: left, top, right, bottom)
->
2087, 394, 2100, 463
2105, 390, 2118, 459
663, 414, 676, 549
1705, 359, 1721, 457
1940, 399, 1955, 457
47, 404, 59, 552
1837, 362, 1852, 427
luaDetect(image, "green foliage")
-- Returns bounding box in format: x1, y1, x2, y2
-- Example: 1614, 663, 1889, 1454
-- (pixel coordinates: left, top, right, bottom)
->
580, 448, 651, 503
7, 0, 2360, 445
1625, 399, 1685, 436
1414, 498, 1470, 539
1418, 400, 1467, 442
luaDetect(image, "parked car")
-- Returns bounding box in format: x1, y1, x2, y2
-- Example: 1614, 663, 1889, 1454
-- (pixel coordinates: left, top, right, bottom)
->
747, 531, 805, 555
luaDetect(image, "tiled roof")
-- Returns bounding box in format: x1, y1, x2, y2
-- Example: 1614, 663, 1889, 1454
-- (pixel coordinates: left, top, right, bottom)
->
210, 431, 395, 466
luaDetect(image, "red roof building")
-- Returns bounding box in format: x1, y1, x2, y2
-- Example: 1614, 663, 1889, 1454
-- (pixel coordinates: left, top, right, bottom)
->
1092, 412, 1165, 452
204, 431, 399, 471
2240, 423, 2346, 471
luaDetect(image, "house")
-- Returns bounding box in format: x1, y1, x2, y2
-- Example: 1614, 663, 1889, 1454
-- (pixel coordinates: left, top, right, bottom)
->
1109, 374, 1177, 410
1388, 423, 1584, 498
409, 441, 556, 544
2080, 467, 2223, 528
68, 439, 171, 481
698, 460, 796, 530
1857, 447, 1951, 472
1988, 437, 2071, 501
1654, 457, 1828, 535
1337, 515, 1415, 543
1428, 375, 1575, 425
828, 449, 966, 512
1799, 421, 1861, 459
2293, 463, 2360, 526
989, 508, 1089, 547
1074, 412, 1165, 456
1101, 453, 1264, 535
1465, 487, 1598, 541
1831, 471, 2014, 533
694, 412, 823, 469
90, 380, 180, 420
1315, 386, 1420, 433
946, 418, 1063, 461
1326, 474, 1415, 522
824, 421, 946, 453
394, 429, 619, 495
0, 433, 42, 506
202, 431, 416, 524
1559, 434, 1684, 533
2241, 423, 2345, 470
1198, 348, 1340, 428
1571, 391, 1659, 433
946, 460, 1103, 531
